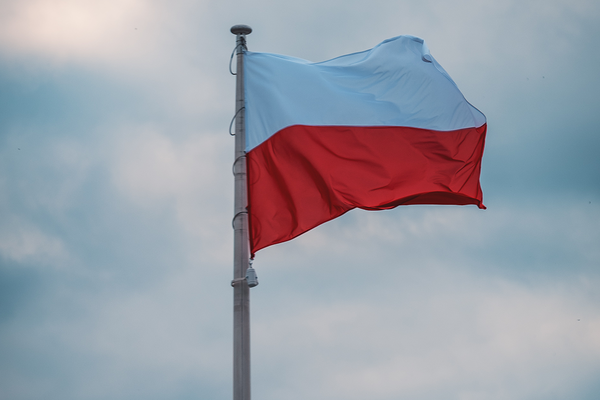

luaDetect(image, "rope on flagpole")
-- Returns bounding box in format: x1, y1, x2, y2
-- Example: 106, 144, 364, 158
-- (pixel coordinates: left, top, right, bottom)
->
229, 35, 248, 75
231, 210, 248, 229
229, 107, 245, 136
229, 46, 238, 75
232, 154, 246, 175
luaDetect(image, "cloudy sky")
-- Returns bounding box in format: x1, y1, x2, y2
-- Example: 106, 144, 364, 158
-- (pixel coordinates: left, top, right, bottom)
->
1, 0, 599, 399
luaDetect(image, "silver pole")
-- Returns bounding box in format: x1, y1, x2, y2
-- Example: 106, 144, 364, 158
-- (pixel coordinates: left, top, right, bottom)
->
231, 24, 252, 400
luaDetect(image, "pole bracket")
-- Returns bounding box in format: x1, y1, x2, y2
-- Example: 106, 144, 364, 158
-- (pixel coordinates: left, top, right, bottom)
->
231, 277, 247, 287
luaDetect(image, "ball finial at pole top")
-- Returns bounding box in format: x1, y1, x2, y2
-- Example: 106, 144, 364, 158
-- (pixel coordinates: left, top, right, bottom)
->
231, 25, 252, 35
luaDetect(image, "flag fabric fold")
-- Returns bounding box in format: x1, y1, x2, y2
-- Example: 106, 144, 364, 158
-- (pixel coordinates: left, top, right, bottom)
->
244, 35, 486, 256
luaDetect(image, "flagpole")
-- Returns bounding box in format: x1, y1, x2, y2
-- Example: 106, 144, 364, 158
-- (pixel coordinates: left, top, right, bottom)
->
231, 24, 252, 400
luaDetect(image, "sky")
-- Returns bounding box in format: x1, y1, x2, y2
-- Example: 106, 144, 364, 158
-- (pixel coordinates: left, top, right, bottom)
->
1, 0, 599, 399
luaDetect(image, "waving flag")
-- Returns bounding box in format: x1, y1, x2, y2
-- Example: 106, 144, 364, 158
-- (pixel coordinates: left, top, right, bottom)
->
244, 35, 486, 256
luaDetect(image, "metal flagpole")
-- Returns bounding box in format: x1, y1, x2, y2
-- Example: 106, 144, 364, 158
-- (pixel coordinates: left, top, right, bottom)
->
230, 24, 253, 400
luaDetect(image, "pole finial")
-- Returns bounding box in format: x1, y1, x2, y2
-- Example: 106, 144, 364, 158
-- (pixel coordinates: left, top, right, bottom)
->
231, 25, 252, 35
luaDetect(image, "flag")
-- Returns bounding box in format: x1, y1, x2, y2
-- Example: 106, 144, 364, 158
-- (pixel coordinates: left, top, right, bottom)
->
244, 35, 486, 257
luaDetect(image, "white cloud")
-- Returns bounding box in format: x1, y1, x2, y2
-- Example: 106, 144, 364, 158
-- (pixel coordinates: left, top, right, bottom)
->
0, 219, 69, 266
252, 271, 600, 400
107, 124, 233, 262
0, 0, 155, 64
109, 125, 226, 209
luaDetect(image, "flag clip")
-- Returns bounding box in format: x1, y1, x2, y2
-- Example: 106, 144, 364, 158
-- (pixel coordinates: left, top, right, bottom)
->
245, 265, 258, 287
231, 261, 258, 288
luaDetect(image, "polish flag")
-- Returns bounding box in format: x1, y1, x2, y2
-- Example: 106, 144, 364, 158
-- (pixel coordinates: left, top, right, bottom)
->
244, 35, 486, 256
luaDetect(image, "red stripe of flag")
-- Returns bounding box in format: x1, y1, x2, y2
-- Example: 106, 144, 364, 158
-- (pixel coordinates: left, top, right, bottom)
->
247, 124, 486, 256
